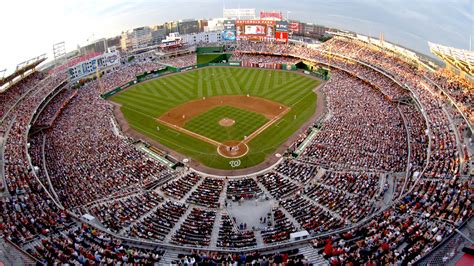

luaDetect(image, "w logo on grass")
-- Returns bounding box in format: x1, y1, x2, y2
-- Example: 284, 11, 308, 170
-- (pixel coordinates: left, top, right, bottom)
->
229, 160, 241, 168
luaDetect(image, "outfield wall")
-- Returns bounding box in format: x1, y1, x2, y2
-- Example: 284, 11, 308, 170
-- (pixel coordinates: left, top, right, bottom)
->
196, 46, 225, 54
197, 53, 232, 64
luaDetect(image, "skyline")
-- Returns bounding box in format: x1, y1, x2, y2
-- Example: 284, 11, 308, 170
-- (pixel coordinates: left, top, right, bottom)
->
1, 0, 472, 75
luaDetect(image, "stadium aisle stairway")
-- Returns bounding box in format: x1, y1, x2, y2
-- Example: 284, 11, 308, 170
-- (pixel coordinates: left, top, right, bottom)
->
301, 195, 347, 223
160, 249, 181, 265
164, 206, 193, 243
279, 205, 304, 231
180, 176, 205, 203
209, 211, 223, 248
0, 238, 37, 265
299, 244, 328, 265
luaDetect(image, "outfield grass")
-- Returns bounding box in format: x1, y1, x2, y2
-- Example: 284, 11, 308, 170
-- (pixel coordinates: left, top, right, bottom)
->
184, 106, 268, 142
111, 67, 320, 170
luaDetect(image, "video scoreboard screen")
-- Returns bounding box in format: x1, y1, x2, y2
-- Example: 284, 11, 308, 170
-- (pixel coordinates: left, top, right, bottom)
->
222, 20, 237, 41
236, 19, 276, 41
244, 25, 266, 35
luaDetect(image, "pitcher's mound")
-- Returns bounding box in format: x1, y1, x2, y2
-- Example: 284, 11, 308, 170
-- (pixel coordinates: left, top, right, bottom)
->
219, 118, 235, 127
217, 141, 248, 158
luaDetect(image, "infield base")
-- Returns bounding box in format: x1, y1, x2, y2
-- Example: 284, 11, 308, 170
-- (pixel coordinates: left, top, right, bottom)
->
217, 141, 249, 158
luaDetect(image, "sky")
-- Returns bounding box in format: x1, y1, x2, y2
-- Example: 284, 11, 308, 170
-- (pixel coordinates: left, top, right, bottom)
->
0, 0, 472, 75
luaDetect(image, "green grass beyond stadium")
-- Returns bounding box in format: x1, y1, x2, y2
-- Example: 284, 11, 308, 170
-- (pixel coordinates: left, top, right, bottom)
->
111, 67, 320, 170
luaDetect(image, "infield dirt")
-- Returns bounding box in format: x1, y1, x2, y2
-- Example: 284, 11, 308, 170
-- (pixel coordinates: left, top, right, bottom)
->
158, 95, 289, 127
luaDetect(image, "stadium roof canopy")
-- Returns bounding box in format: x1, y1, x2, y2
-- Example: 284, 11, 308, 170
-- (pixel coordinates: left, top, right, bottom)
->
0, 54, 47, 92
428, 42, 474, 77
328, 31, 423, 66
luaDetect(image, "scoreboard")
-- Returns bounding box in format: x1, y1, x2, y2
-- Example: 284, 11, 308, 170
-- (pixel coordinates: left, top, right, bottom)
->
222, 20, 237, 41
68, 52, 120, 81
236, 19, 276, 41
235, 19, 288, 42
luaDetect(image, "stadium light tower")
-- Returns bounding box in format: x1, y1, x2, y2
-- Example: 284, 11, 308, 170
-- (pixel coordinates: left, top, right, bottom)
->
470, 35, 472, 51
95, 60, 104, 92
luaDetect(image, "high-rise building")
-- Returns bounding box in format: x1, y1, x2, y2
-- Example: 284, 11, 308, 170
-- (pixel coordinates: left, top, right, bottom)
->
178, 19, 200, 34
79, 38, 107, 55
106, 36, 121, 49
121, 27, 152, 50
198, 19, 208, 32
120, 26, 165, 50
205, 18, 226, 32
164, 21, 179, 34
179, 31, 222, 45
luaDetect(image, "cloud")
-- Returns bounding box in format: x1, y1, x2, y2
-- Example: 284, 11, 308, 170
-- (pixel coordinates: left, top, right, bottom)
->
0, 0, 471, 73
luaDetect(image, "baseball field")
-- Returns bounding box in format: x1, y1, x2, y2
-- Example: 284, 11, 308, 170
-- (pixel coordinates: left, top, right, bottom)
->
111, 67, 320, 170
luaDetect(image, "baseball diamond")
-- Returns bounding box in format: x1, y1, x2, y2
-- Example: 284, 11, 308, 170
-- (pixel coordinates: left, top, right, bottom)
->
111, 67, 320, 170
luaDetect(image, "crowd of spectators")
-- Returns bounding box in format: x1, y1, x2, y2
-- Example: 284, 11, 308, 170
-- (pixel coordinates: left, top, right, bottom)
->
318, 171, 380, 197
318, 38, 461, 178
161, 173, 202, 199
226, 178, 262, 201
0, 37, 470, 264
34, 88, 77, 127
275, 160, 318, 183
427, 69, 473, 125
0, 71, 46, 120
217, 213, 257, 248
304, 182, 377, 224
82, 190, 164, 233
257, 172, 299, 199
186, 177, 224, 208
127, 200, 187, 241
300, 71, 407, 172
158, 54, 197, 68
171, 207, 216, 246
231, 52, 300, 65
281, 195, 345, 233
2, 72, 70, 246
313, 178, 471, 265
30, 224, 164, 265
173, 249, 308, 265
36, 66, 171, 209
261, 208, 296, 244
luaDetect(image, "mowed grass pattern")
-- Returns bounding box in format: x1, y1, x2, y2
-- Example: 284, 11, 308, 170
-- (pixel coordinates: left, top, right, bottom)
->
184, 106, 268, 142
111, 67, 320, 169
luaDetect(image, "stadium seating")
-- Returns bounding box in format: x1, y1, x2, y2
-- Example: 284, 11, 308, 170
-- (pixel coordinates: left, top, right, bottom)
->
0, 36, 471, 265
